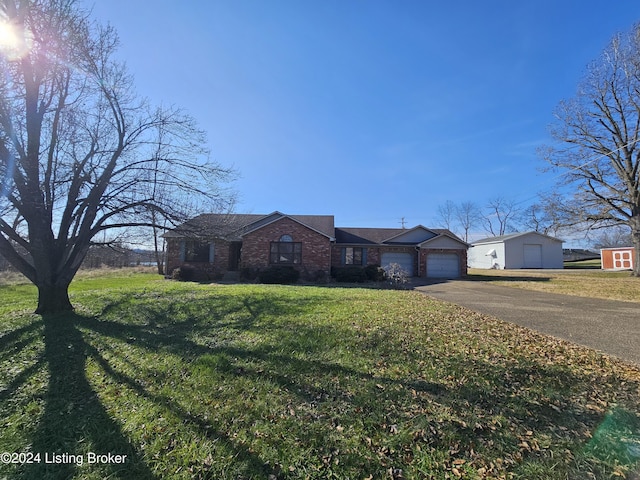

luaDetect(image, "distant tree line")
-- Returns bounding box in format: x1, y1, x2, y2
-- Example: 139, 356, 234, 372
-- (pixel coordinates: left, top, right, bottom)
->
435, 196, 564, 242
0, 244, 156, 272
435, 196, 632, 250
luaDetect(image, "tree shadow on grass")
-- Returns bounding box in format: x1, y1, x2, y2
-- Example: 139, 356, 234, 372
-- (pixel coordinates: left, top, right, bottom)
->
85, 292, 640, 474
118, 291, 640, 476
17, 313, 157, 480
0, 320, 44, 403
2, 289, 323, 479
3, 287, 639, 479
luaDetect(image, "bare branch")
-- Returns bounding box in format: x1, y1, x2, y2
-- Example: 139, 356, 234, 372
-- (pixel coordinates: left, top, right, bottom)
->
0, 0, 236, 312
542, 23, 640, 275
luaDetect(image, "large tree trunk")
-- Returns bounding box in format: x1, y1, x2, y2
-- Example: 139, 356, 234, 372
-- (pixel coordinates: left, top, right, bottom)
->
153, 227, 165, 276
36, 283, 74, 314
633, 225, 640, 278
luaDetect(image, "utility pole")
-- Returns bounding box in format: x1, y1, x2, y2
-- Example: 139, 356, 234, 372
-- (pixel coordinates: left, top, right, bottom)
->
399, 217, 407, 229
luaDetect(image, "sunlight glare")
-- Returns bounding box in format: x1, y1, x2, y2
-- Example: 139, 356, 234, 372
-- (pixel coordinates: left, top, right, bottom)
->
0, 18, 32, 60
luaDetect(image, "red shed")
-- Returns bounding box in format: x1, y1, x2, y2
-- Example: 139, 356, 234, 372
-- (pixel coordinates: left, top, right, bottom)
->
601, 247, 635, 271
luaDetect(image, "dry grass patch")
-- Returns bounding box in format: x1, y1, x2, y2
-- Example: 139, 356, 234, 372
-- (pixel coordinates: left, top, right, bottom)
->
468, 268, 640, 303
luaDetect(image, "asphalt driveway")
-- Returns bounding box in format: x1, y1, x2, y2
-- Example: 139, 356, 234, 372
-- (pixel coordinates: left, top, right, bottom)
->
415, 280, 640, 366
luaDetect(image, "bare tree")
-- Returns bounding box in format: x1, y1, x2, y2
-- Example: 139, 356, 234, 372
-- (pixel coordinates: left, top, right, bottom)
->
542, 23, 640, 276
520, 204, 548, 233
520, 195, 566, 236
482, 197, 520, 236
436, 200, 456, 231
591, 226, 633, 250
455, 201, 480, 242
0, 0, 234, 312
435, 200, 481, 241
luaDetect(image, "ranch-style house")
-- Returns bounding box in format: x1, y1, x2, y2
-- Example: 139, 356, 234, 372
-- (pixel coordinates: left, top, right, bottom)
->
163, 212, 469, 280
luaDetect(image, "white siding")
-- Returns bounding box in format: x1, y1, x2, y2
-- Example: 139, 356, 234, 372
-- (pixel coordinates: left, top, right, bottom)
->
505, 234, 563, 269
390, 228, 436, 244
470, 233, 563, 269
469, 232, 563, 269
468, 242, 505, 269
423, 235, 465, 249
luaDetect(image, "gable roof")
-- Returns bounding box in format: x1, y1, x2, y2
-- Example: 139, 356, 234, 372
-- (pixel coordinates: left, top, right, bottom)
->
420, 231, 469, 248
472, 231, 563, 245
335, 226, 463, 245
163, 212, 335, 240
335, 227, 403, 244
164, 213, 466, 247
383, 226, 437, 244
242, 212, 335, 239
161, 213, 264, 240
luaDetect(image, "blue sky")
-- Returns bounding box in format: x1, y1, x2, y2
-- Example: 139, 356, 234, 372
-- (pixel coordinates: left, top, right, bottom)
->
86, 0, 640, 234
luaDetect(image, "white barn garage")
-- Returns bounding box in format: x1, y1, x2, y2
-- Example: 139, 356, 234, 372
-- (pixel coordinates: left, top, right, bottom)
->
468, 232, 563, 270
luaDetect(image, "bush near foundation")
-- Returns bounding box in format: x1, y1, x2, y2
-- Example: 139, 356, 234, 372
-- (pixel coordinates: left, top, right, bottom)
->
331, 266, 368, 283
365, 264, 386, 282
258, 266, 300, 284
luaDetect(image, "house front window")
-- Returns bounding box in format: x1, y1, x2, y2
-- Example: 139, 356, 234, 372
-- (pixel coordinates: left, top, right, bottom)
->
270, 235, 301, 264
184, 240, 211, 262
344, 247, 363, 265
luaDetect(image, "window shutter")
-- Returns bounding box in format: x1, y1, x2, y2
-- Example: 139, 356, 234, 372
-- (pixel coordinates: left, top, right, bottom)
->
209, 243, 215, 263
362, 248, 368, 265
341, 248, 346, 265
179, 240, 186, 262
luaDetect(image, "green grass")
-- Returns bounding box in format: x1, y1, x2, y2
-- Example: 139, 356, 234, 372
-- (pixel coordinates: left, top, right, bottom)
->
564, 259, 602, 269
468, 268, 640, 303
1, 271, 640, 479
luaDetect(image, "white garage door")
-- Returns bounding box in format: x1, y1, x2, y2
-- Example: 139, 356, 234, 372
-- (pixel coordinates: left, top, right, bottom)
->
426, 253, 460, 278
523, 244, 543, 268
381, 252, 414, 276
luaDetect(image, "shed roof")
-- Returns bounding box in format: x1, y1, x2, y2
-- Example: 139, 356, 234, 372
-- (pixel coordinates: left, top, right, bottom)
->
472, 231, 563, 245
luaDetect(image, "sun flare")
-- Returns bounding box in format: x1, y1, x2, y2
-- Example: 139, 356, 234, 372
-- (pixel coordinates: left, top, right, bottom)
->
0, 18, 32, 60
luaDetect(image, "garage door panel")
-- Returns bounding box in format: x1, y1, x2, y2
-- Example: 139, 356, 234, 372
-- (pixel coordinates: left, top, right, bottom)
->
381, 252, 414, 276
523, 244, 542, 268
427, 253, 459, 278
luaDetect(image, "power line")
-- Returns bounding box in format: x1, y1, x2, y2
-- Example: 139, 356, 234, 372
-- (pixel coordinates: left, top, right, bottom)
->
511, 135, 640, 209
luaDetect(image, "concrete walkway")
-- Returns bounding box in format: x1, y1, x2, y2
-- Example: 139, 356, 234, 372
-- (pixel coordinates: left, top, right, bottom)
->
415, 280, 640, 366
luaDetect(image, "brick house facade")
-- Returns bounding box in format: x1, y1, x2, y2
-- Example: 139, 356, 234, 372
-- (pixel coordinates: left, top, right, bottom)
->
241, 217, 332, 277
163, 212, 468, 280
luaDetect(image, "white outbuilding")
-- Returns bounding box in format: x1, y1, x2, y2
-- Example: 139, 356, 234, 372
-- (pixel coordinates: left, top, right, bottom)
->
468, 232, 564, 270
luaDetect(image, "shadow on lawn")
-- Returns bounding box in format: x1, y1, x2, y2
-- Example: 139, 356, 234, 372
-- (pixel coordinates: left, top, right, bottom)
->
2, 287, 639, 479
3, 291, 334, 479
465, 273, 552, 283
19, 313, 157, 480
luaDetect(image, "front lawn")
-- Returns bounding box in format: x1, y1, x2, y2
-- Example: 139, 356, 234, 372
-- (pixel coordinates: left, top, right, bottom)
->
467, 268, 640, 303
1, 272, 639, 479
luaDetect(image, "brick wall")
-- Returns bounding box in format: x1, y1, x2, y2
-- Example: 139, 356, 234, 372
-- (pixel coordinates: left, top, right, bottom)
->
330, 246, 383, 268
330, 245, 417, 273
241, 217, 331, 276
331, 244, 380, 267
166, 239, 181, 274
165, 238, 231, 278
